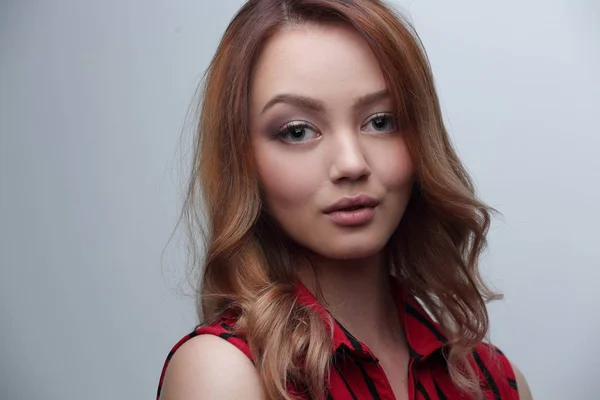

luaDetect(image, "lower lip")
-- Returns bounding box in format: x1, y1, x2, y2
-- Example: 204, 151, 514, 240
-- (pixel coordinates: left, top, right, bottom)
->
325, 207, 376, 227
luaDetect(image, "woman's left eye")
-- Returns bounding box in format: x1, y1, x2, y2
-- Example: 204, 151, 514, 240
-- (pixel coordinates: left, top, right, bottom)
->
362, 113, 396, 133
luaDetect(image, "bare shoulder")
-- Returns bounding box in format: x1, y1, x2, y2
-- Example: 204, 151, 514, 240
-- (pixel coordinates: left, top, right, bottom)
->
510, 361, 534, 400
159, 334, 265, 400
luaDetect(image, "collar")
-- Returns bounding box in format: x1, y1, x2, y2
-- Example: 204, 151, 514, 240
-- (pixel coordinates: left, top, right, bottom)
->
293, 276, 448, 362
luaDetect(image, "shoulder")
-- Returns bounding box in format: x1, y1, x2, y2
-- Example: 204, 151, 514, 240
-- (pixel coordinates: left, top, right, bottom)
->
510, 361, 534, 400
472, 343, 533, 400
157, 314, 261, 400
158, 334, 264, 400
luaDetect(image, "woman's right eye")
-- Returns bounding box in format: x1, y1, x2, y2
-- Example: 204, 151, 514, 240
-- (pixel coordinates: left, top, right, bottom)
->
275, 121, 320, 144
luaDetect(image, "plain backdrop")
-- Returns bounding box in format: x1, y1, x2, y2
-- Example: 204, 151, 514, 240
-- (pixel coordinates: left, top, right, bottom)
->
1, 0, 598, 399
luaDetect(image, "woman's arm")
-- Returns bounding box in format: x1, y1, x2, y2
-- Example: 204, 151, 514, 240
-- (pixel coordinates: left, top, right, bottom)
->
159, 335, 265, 400
510, 361, 534, 400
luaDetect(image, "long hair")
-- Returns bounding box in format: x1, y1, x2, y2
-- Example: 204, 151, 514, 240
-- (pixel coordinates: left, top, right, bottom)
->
181, 0, 501, 398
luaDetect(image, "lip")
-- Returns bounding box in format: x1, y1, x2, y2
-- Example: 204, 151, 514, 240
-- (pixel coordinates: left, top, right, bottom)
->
323, 194, 380, 214
325, 207, 376, 227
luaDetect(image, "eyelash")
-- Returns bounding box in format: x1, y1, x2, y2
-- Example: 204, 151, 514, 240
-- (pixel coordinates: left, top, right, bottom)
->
274, 120, 317, 142
274, 113, 397, 143
363, 112, 397, 132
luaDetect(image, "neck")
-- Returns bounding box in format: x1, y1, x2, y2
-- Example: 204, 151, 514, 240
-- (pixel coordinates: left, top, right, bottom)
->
297, 251, 405, 348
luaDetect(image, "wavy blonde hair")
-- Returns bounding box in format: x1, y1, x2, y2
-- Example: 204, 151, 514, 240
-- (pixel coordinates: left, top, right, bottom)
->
180, 0, 500, 398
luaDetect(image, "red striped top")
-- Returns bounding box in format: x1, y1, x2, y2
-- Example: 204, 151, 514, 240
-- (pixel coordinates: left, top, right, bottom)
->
157, 278, 519, 399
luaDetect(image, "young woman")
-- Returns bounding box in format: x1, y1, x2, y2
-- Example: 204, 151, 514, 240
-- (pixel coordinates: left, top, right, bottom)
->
157, 0, 533, 399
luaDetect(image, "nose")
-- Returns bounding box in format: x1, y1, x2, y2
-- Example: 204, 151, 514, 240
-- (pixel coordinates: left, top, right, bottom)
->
329, 132, 371, 183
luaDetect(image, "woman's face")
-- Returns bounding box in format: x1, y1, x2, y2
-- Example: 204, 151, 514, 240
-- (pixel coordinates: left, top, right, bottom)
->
249, 22, 414, 260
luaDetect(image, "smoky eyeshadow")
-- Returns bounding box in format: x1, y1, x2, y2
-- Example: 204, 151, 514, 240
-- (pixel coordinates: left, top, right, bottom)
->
263, 117, 287, 136
262, 111, 309, 137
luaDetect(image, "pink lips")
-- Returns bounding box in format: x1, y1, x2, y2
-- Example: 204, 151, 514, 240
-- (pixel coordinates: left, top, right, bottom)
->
323, 194, 379, 227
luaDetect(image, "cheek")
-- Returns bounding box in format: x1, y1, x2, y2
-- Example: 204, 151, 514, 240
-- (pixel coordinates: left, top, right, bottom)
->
253, 145, 320, 213
371, 137, 415, 190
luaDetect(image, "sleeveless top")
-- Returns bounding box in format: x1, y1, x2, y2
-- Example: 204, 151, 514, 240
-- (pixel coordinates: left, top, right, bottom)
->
157, 278, 519, 399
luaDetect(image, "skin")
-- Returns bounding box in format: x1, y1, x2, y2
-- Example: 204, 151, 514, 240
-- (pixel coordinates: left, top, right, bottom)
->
160, 22, 533, 400
249, 21, 414, 399
250, 23, 414, 262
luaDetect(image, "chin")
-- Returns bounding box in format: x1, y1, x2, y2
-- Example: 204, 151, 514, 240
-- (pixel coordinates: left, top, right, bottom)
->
313, 239, 386, 260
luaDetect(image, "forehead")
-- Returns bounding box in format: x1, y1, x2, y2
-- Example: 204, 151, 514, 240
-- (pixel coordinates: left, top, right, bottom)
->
249, 22, 387, 111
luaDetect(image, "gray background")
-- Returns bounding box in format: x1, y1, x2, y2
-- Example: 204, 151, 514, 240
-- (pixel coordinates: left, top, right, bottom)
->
1, 0, 598, 399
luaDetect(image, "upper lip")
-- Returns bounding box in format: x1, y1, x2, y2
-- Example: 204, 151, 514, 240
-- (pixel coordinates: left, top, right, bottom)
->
323, 194, 380, 213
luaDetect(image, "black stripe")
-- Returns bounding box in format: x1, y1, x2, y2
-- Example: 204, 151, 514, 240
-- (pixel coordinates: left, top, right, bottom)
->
405, 303, 447, 343
409, 347, 424, 361
219, 323, 246, 342
353, 359, 381, 400
415, 380, 432, 400
302, 384, 313, 400
326, 389, 334, 400
333, 360, 359, 400
334, 318, 363, 351
219, 332, 235, 340
433, 378, 448, 400
508, 378, 518, 390
472, 349, 501, 400
221, 322, 233, 331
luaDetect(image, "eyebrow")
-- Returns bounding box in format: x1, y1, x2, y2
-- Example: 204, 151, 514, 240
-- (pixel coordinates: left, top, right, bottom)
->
260, 89, 390, 115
